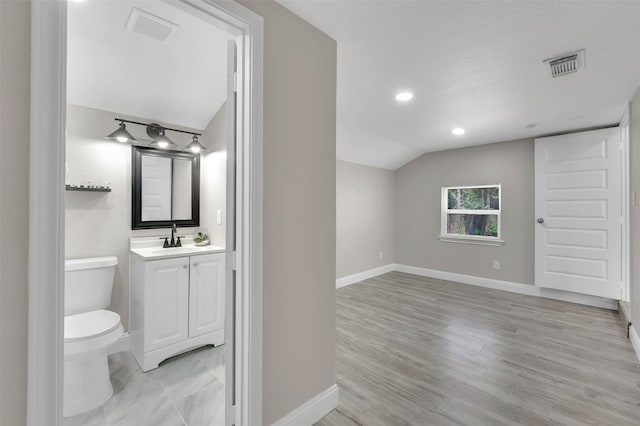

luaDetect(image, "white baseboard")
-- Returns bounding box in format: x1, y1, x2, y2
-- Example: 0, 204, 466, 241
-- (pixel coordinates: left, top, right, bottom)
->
619, 301, 631, 324
630, 325, 640, 364
109, 332, 130, 355
271, 384, 339, 426
336, 264, 396, 288
395, 264, 618, 310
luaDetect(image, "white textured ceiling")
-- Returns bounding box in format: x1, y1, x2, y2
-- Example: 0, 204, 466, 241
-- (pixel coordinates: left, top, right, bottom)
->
278, 0, 640, 170
67, 0, 232, 130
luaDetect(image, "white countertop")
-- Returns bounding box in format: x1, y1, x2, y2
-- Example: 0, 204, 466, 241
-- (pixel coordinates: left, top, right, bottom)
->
130, 236, 225, 260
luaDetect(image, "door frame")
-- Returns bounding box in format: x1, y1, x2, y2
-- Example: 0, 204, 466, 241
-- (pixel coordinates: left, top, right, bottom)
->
27, 1, 263, 425
620, 105, 631, 303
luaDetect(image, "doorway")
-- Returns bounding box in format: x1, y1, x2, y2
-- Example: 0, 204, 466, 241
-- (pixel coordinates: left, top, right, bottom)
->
28, 1, 263, 425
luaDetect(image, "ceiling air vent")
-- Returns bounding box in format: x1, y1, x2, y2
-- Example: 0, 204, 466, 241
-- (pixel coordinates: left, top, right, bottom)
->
543, 50, 585, 78
125, 8, 178, 43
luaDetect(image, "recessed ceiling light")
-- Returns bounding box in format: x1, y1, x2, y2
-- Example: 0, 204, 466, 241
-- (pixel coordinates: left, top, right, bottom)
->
395, 92, 414, 102
452, 128, 465, 136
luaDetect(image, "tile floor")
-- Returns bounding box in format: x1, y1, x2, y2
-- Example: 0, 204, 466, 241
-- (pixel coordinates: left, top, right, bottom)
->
63, 345, 225, 426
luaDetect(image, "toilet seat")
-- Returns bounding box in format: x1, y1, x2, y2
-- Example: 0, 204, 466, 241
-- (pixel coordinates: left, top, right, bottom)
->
65, 310, 121, 341
64, 310, 123, 357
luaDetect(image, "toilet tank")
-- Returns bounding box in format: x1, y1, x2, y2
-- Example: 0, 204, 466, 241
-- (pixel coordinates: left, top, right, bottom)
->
65, 256, 118, 316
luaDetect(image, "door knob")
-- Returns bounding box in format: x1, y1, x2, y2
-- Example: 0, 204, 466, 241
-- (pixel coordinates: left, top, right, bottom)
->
183, 264, 189, 269
537, 218, 544, 224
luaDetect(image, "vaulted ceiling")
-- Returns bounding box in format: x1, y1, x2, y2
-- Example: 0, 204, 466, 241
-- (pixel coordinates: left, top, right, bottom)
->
67, 0, 232, 131
278, 0, 640, 169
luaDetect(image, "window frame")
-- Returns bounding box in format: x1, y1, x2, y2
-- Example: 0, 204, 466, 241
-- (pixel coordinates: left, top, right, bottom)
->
439, 184, 504, 246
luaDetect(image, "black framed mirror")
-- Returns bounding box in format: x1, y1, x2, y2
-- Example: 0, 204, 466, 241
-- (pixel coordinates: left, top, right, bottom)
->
132, 146, 200, 229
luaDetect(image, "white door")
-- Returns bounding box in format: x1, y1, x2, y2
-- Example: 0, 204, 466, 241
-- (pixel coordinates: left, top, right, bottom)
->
145, 257, 190, 351
141, 155, 172, 221
535, 127, 622, 299
189, 253, 226, 338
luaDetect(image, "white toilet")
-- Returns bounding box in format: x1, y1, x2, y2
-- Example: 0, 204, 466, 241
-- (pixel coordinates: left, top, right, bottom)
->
64, 256, 123, 417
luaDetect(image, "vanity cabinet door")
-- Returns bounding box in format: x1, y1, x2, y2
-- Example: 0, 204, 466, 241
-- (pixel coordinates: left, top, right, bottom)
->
189, 253, 225, 338
145, 257, 190, 351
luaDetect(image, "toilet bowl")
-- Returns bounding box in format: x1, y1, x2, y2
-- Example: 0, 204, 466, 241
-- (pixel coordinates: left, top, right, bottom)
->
63, 256, 123, 417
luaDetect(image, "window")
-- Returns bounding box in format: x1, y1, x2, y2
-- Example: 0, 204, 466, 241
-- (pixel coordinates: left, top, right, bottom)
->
439, 184, 503, 245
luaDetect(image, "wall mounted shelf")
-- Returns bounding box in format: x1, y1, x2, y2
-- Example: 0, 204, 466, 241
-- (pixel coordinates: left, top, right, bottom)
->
65, 185, 111, 193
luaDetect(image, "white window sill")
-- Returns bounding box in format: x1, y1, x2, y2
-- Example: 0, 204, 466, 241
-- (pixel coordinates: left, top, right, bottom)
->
438, 235, 505, 247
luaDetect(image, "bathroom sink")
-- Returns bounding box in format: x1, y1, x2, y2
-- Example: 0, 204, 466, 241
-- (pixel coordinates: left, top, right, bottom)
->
130, 243, 225, 259
150, 246, 212, 256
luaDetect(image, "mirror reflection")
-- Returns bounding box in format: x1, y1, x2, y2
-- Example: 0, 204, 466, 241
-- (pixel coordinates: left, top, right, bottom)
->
141, 156, 193, 221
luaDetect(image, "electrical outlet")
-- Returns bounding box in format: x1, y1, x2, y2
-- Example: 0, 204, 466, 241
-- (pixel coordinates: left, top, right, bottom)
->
493, 260, 500, 270
379, 251, 383, 260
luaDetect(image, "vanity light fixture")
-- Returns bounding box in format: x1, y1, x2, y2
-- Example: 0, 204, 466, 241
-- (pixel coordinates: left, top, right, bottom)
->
185, 135, 206, 154
105, 121, 137, 144
105, 118, 203, 151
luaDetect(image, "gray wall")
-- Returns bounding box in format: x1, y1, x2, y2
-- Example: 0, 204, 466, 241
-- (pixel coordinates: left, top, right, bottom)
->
630, 87, 640, 327
65, 104, 226, 330
237, 1, 337, 424
395, 139, 535, 284
200, 101, 227, 248
336, 160, 395, 278
0, 1, 29, 424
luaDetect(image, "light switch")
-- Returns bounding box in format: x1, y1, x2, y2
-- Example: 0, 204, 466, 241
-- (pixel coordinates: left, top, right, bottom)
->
216, 209, 222, 225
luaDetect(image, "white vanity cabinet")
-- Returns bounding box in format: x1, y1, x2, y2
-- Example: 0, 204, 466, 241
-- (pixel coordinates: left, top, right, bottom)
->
189, 254, 226, 338
130, 252, 225, 372
145, 257, 190, 352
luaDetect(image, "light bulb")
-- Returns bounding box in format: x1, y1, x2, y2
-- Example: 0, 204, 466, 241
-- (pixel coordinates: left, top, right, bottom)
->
158, 141, 168, 149
116, 136, 128, 143
395, 92, 414, 102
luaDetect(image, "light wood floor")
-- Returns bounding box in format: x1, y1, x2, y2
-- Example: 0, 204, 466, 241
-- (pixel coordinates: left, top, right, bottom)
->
316, 272, 640, 426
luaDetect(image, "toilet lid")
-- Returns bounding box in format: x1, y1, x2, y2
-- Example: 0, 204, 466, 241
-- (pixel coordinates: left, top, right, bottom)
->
64, 310, 121, 342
